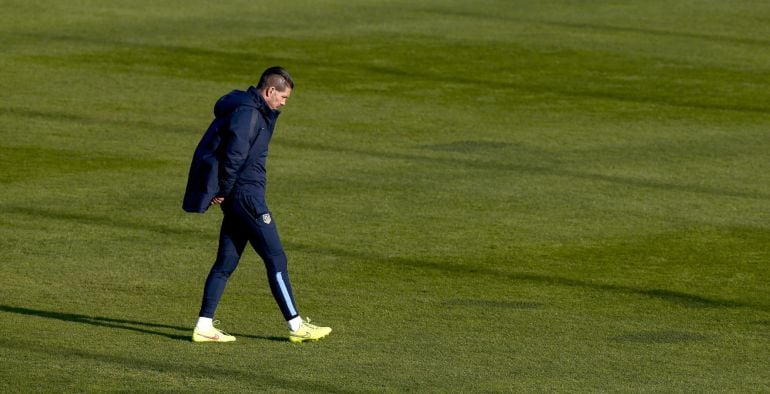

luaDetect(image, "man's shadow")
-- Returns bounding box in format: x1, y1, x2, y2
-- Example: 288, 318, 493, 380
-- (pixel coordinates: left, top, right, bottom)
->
0, 304, 286, 342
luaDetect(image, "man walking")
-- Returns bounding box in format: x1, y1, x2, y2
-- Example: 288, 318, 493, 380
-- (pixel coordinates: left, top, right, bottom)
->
183, 66, 331, 343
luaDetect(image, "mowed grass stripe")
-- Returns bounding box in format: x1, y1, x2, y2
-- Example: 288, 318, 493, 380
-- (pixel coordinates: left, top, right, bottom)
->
21, 36, 770, 116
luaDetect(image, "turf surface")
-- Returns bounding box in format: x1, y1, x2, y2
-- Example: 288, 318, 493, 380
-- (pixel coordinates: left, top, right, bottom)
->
1, 0, 769, 391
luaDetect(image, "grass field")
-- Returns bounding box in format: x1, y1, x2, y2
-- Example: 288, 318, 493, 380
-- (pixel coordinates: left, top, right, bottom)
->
1, 0, 769, 391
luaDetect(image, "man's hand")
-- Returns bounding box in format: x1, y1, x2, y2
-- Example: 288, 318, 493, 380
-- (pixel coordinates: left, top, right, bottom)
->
210, 196, 225, 205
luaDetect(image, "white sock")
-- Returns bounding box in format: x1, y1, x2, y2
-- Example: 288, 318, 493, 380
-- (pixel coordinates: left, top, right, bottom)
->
287, 316, 302, 332
196, 317, 213, 330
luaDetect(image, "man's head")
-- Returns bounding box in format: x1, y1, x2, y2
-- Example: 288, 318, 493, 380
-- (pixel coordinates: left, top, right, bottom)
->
257, 66, 294, 110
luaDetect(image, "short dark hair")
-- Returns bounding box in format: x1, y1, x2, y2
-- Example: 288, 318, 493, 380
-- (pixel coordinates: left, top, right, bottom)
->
257, 66, 294, 91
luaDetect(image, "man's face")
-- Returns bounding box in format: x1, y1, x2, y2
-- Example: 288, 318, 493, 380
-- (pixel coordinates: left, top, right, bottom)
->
263, 86, 292, 110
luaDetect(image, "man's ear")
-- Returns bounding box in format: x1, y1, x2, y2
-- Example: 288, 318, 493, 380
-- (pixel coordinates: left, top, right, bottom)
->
266, 86, 276, 97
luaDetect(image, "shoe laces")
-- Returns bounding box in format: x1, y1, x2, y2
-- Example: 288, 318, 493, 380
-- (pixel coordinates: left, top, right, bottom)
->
212, 320, 232, 335
302, 317, 319, 329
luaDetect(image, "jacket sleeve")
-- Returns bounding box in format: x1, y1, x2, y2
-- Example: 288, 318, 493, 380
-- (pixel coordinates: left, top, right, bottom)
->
217, 108, 256, 197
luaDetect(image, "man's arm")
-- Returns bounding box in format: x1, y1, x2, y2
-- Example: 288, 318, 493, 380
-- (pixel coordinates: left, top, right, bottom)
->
216, 108, 256, 202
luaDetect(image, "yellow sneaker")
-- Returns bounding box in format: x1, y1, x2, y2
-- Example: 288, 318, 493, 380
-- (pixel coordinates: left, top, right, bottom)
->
289, 318, 332, 343
192, 321, 236, 343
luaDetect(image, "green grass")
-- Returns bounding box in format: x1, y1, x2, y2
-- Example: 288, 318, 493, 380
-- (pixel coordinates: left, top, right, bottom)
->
1, 0, 769, 391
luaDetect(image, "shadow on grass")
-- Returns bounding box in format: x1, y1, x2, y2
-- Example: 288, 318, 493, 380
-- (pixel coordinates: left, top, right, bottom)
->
4, 204, 766, 312
280, 139, 770, 201
419, 259, 752, 309
420, 259, 757, 310
443, 299, 543, 310
0, 342, 349, 393
4, 205, 192, 236
0, 106, 191, 135
287, 242, 765, 312
417, 6, 770, 48
612, 330, 706, 344
2, 201, 762, 312
0, 305, 285, 342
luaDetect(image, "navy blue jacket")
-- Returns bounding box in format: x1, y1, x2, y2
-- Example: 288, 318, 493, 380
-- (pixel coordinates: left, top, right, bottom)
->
183, 87, 280, 213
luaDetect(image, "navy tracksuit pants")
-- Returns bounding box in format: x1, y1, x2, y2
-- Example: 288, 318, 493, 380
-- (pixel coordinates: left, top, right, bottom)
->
199, 190, 299, 321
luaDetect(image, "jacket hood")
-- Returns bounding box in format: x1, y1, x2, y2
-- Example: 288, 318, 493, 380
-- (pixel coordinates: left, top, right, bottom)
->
213, 86, 266, 118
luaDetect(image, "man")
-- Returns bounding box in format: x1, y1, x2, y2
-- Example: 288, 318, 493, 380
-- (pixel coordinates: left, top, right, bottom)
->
184, 66, 331, 343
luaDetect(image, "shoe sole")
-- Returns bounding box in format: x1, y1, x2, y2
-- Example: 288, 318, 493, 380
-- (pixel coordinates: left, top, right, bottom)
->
289, 335, 330, 344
